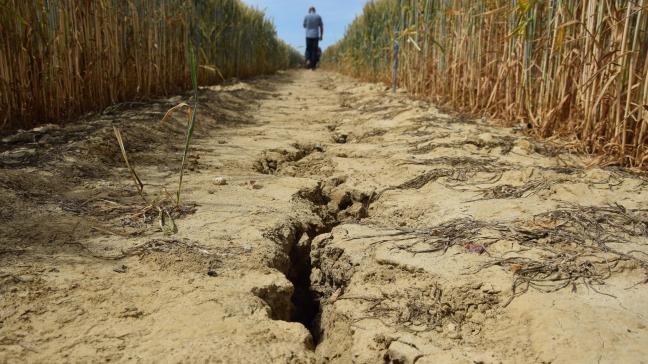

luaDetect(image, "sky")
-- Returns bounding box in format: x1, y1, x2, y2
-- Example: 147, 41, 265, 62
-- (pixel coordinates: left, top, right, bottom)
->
241, 0, 368, 51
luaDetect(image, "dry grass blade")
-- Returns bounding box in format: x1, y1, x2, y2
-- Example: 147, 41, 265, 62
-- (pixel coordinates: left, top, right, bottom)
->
480, 255, 615, 307
160, 103, 193, 126
469, 179, 563, 201
357, 203, 648, 305
158, 206, 178, 236
112, 126, 146, 203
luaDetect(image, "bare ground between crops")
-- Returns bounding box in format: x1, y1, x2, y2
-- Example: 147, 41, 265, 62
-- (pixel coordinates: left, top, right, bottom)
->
1, 70, 648, 363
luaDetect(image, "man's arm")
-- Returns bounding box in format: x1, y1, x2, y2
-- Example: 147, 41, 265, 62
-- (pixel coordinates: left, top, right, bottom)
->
303, 17, 306, 28
319, 17, 324, 40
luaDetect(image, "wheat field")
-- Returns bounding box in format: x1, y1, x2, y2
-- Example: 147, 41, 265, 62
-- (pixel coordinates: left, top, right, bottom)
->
0, 0, 301, 131
324, 0, 648, 169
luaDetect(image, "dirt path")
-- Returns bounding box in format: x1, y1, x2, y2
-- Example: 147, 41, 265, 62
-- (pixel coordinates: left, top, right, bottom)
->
2, 70, 648, 363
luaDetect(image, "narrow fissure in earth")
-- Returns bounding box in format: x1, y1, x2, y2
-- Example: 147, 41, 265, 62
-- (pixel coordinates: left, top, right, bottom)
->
281, 181, 371, 349
287, 231, 322, 346
286, 204, 336, 347
259, 172, 374, 351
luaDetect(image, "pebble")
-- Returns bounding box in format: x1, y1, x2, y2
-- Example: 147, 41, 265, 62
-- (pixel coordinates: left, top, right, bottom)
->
332, 133, 347, 144
515, 139, 534, 153
113, 265, 128, 273
248, 180, 263, 189
388, 341, 422, 364
213, 176, 227, 185
445, 323, 462, 339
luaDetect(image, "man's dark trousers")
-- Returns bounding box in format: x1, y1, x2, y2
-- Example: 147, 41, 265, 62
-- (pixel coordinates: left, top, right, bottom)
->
306, 37, 319, 69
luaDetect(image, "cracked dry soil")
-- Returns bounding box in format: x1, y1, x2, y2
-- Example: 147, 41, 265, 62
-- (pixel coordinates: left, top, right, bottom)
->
2, 70, 648, 363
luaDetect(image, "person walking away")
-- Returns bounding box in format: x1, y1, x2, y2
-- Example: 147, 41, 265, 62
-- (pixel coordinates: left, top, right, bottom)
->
303, 6, 323, 70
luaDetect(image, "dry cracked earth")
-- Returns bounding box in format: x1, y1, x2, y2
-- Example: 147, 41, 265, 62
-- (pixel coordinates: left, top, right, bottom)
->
1, 70, 648, 363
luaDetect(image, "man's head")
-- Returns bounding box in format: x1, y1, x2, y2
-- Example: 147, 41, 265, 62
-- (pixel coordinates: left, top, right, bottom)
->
308, 6, 316, 14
